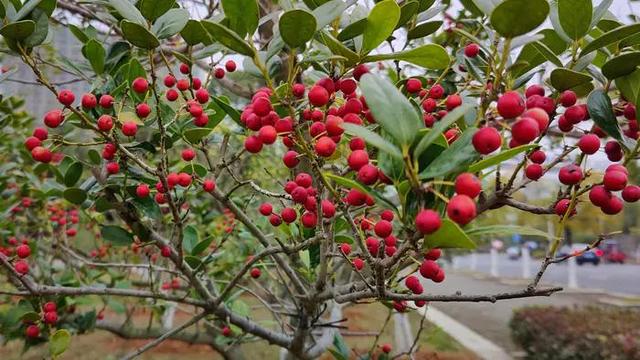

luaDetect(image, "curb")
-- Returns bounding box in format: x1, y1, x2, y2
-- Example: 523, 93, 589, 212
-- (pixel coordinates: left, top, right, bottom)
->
419, 306, 513, 360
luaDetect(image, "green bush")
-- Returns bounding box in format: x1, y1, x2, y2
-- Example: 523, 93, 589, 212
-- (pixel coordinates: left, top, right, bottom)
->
510, 306, 640, 360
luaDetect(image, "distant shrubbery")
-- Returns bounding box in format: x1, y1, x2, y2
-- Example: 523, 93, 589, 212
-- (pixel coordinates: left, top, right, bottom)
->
510, 306, 640, 360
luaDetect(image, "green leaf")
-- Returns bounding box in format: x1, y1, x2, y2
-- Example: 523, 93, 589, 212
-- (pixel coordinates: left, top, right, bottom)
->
212, 96, 242, 126
184, 255, 202, 269
466, 225, 552, 239
152, 8, 189, 39
469, 0, 500, 15
468, 144, 537, 173
363, 44, 450, 69
201, 21, 255, 57
101, 225, 134, 246
183, 225, 199, 254
109, 0, 146, 26
601, 52, 640, 80
133, 196, 161, 219
22, 8, 48, 47
424, 219, 476, 249
587, 88, 622, 142
359, 74, 421, 146
314, 0, 350, 30
14, 0, 43, 21
121, 20, 160, 49
490, 0, 548, 38
342, 123, 403, 160
191, 237, 213, 256
361, 0, 400, 54
184, 128, 214, 143
616, 68, 640, 110
63, 188, 87, 205
181, 20, 212, 46
407, 21, 442, 40
222, 0, 258, 35
414, 104, 473, 158
580, 24, 640, 57
127, 58, 146, 89
549, 68, 592, 92
318, 31, 359, 65
557, 0, 592, 41
139, 0, 175, 21
50, 329, 71, 357
530, 41, 563, 67
419, 128, 479, 179
279, 9, 317, 48
396, 1, 420, 29
82, 39, 106, 74
337, 18, 366, 41
0, 1, 6, 18
64, 162, 83, 188
0, 20, 35, 41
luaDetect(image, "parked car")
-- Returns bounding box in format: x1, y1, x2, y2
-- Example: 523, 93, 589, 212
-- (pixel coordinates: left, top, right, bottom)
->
506, 246, 521, 260
556, 243, 601, 266
601, 240, 627, 264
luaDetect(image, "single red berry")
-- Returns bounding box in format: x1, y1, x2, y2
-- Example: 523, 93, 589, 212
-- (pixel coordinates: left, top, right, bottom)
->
497, 91, 525, 119
179, 63, 190, 74
321, 200, 335, 218
578, 134, 600, 155
589, 185, 612, 207
43, 311, 58, 325
43, 302, 57, 313
203, 179, 216, 193
308, 85, 330, 107
512, 117, 540, 144
258, 125, 278, 145
132, 77, 149, 93
522, 108, 549, 132
164, 75, 176, 87
99, 94, 114, 108
315, 136, 336, 157
353, 257, 364, 271
269, 214, 282, 226
25, 325, 40, 338
81, 93, 97, 108
454, 173, 482, 198
57, 89, 75, 106
428, 84, 445, 99
16, 244, 30, 258
259, 203, 273, 216
559, 90, 577, 107
472, 127, 502, 154
419, 259, 440, 279
24, 137, 41, 151
177, 79, 190, 91
622, 185, 640, 203
181, 148, 196, 161
225, 60, 237, 72
525, 85, 545, 98
14, 260, 29, 275
357, 164, 378, 185
374, 220, 393, 238
292, 83, 306, 98
624, 104, 636, 120
283, 150, 300, 168
601, 195, 623, 215
425, 248, 441, 261
195, 88, 209, 104
106, 162, 120, 175
136, 184, 150, 198
44, 109, 64, 128
178, 172, 192, 187
555, 199, 576, 217
529, 150, 546, 164
31, 146, 52, 163
447, 195, 477, 225
166, 89, 179, 101
281, 208, 297, 223
214, 68, 225, 79
32, 127, 48, 141
406, 78, 422, 93
605, 141, 623, 161
445, 94, 462, 110
136, 103, 152, 118
250, 267, 261, 278
161, 245, 171, 257
340, 243, 351, 255
97, 115, 114, 131
415, 209, 441, 234
558, 164, 583, 185
244, 136, 263, 153
464, 43, 480, 57
121, 121, 138, 137
525, 164, 544, 180
301, 211, 317, 228
603, 170, 628, 191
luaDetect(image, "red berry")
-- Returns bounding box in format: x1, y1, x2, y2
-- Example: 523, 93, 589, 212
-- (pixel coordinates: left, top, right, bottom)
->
43, 302, 57, 313
14, 260, 29, 275
244, 135, 263, 153
214, 68, 225, 79
281, 208, 297, 223
259, 203, 273, 216
605, 141, 623, 162
292, 83, 305, 98
454, 173, 482, 198
340, 243, 351, 255
81, 93, 97, 108
44, 109, 64, 128
250, 267, 261, 278
321, 200, 335, 218
301, 211, 317, 228
161, 245, 171, 257
497, 91, 525, 118
353, 257, 364, 271
97, 115, 114, 131
559, 90, 577, 107
419, 259, 439, 279
24, 137, 41, 151
622, 185, 640, 203
225, 60, 236, 72
222, 326, 232, 337
511, 117, 540, 144
166, 89, 179, 101
521, 108, 549, 132
529, 150, 546, 164
33, 127, 48, 141
132, 77, 148, 93
447, 195, 476, 225
99, 94, 114, 108
25, 325, 39, 338
525, 85, 545, 98
283, 150, 300, 168
106, 162, 120, 175
578, 134, 600, 155
177, 172, 192, 187
31, 146, 52, 163
422, 98, 437, 112
57, 89, 75, 106
121, 121, 138, 137
415, 209, 441, 234
136, 103, 152, 118
445, 94, 462, 110
295, 173, 313, 188
136, 184, 150, 198
472, 127, 502, 154
624, 104, 636, 120
194, 114, 209, 127
177, 79, 190, 91
195, 88, 209, 104
565, 105, 586, 124
406, 78, 422, 93
555, 199, 576, 217
601, 196, 623, 215
43, 311, 58, 325
269, 214, 282, 226
425, 248, 441, 260
180, 63, 190, 74
339, 78, 358, 94
203, 179, 216, 192
525, 164, 544, 180
181, 148, 196, 161
589, 185, 612, 207
429, 84, 444, 99
558, 164, 583, 185
315, 136, 336, 157
357, 164, 378, 185
603, 170, 627, 191
258, 125, 278, 145
464, 43, 480, 57
16, 244, 30, 258
164, 75, 176, 87
374, 220, 393, 238
308, 85, 330, 107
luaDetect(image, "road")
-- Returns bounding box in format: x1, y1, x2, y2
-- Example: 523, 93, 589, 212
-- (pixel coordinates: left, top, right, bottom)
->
452, 253, 640, 295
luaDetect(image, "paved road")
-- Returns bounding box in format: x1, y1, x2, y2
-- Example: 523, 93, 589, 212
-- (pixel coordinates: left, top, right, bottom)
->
452, 253, 640, 295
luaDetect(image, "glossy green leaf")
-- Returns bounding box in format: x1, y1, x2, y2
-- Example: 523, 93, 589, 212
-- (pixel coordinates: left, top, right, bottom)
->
139, 0, 175, 21
359, 74, 422, 146
201, 21, 255, 57
222, 0, 259, 35
490, 0, 549, 38
468, 144, 537, 173
109, 0, 146, 26
0, 20, 35, 41
63, 188, 87, 205
318, 31, 359, 65
414, 104, 473, 158
466, 225, 552, 239
407, 21, 442, 40
132, 196, 161, 219
363, 44, 450, 69
181, 20, 212, 46
362, 0, 400, 54
82, 39, 106, 74
601, 52, 640, 80
184, 128, 214, 143
279, 9, 317, 48
419, 0, 437, 12
557, 0, 592, 41
396, 1, 420, 29
191, 237, 213, 256
580, 24, 640, 57
424, 219, 476, 249
314, 0, 350, 30
419, 128, 479, 179
337, 18, 366, 41
14, 0, 43, 21
152, 8, 189, 39
101, 225, 134, 246
50, 329, 71, 357
587, 89, 622, 142
530, 41, 563, 67
469, 0, 500, 15
0, 1, 6, 18
183, 225, 200, 254
342, 123, 403, 160
22, 8, 48, 47
121, 20, 160, 49
212, 96, 242, 126
549, 68, 592, 92
64, 162, 83, 188
616, 68, 640, 111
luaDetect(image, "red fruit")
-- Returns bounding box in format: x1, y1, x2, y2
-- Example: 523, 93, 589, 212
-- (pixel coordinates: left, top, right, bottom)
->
177, 79, 190, 91
529, 150, 546, 164
353, 257, 364, 271
181, 148, 196, 161
136, 103, 152, 118
292, 83, 306, 98
344, 98, 363, 114
589, 185, 612, 207
253, 97, 272, 117
31, 146, 52, 163
294, 173, 312, 188
345, 188, 367, 206
222, 326, 232, 337
353, 64, 369, 81
405, 275, 423, 294
44, 109, 64, 128
25, 325, 39, 338
57, 89, 75, 106
281, 208, 297, 223
559, 90, 577, 107
357, 164, 378, 185
422, 98, 437, 112
603, 170, 627, 191
393, 300, 407, 312
429, 84, 444, 99
43, 311, 58, 325
283, 150, 300, 168
106, 162, 120, 175
605, 141, 623, 162
624, 104, 636, 120
269, 214, 282, 226
558, 164, 583, 185
258, 125, 277, 145
622, 185, 640, 202
99, 94, 114, 108
497, 91, 525, 118
167, 173, 180, 188
374, 220, 393, 238
164, 75, 176, 87
425, 248, 441, 261
244, 135, 263, 153
325, 115, 344, 136
321, 200, 335, 218
601, 196, 623, 215
14, 260, 29, 275
447, 195, 477, 225
225, 60, 236, 72
525, 164, 544, 180
607, 164, 628, 175
301, 211, 317, 228
454, 173, 482, 198
511, 117, 540, 144
43, 302, 57, 313
557, 115, 573, 132
340, 243, 352, 255
564, 106, 586, 124
178, 172, 192, 187
578, 134, 600, 155
97, 115, 114, 131
121, 121, 138, 137
349, 137, 366, 151
214, 68, 225, 79
406, 78, 422, 93
259, 203, 273, 216
136, 184, 150, 198
555, 199, 576, 217
132, 77, 148, 93
308, 85, 330, 107
195, 88, 209, 104
188, 103, 203, 117
33, 127, 48, 141
161, 245, 171, 257
339, 78, 357, 94
419, 259, 439, 279
315, 136, 336, 157
522, 108, 549, 132
445, 128, 459, 143
166, 89, 179, 101
432, 269, 445, 283
415, 209, 441, 234
250, 267, 261, 278
82, 93, 97, 108
155, 193, 167, 204
291, 186, 308, 204
16, 244, 30, 258
473, 127, 502, 154
24, 137, 41, 151
445, 94, 462, 110
203, 179, 216, 193
464, 43, 480, 57
179, 63, 190, 74
525, 85, 545, 98
380, 210, 394, 222
194, 114, 209, 127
